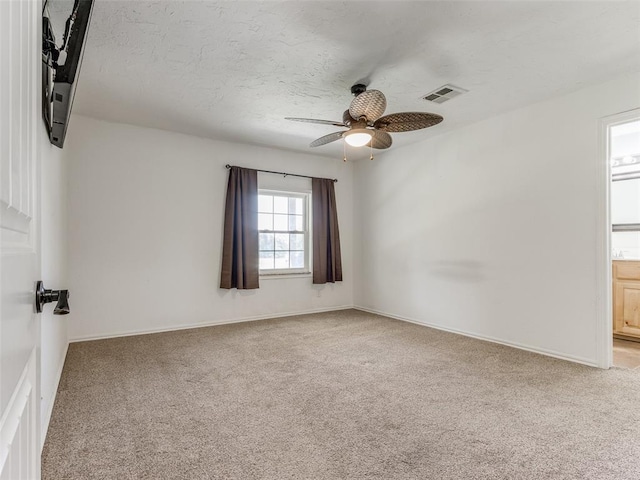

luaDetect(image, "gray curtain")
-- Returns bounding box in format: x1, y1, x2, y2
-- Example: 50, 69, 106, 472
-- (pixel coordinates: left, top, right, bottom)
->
312, 178, 343, 284
220, 167, 259, 289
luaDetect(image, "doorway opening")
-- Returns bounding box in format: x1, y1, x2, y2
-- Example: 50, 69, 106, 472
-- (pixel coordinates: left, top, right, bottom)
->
605, 112, 640, 369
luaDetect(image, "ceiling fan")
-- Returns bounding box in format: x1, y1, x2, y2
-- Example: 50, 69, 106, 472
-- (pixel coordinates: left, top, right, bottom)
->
286, 84, 443, 157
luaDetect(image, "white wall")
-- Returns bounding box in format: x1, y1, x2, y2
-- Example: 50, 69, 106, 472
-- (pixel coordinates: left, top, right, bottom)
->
39, 134, 69, 446
354, 73, 640, 366
65, 116, 353, 341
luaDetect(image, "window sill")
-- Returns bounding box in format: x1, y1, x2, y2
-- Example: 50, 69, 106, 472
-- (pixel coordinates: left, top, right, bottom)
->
260, 272, 312, 280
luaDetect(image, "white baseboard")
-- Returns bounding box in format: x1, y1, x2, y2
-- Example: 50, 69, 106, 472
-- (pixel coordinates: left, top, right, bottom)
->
69, 305, 355, 343
69, 304, 599, 368
40, 340, 69, 452
354, 305, 599, 368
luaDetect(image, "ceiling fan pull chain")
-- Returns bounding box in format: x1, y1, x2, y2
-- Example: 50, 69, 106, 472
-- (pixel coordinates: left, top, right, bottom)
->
370, 142, 374, 161
343, 140, 347, 162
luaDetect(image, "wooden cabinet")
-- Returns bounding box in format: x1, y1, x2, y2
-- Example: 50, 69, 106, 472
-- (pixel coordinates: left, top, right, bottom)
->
613, 260, 640, 341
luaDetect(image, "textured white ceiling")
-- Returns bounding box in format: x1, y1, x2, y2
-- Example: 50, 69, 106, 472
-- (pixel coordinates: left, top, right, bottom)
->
61, 0, 640, 159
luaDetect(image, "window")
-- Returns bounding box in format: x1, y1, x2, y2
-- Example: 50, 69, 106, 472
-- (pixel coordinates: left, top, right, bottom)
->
258, 191, 310, 274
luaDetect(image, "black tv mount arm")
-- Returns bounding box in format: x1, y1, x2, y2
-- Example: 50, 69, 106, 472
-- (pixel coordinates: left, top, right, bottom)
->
42, 15, 58, 66
42, 0, 80, 68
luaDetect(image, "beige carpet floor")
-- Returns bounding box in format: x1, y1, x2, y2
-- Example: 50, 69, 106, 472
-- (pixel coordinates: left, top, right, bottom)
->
42, 309, 640, 480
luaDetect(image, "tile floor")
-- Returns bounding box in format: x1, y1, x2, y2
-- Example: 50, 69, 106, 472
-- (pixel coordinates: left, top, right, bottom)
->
613, 338, 640, 369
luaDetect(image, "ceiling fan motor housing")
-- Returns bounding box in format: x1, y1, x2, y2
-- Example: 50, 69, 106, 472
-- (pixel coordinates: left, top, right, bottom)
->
350, 118, 368, 130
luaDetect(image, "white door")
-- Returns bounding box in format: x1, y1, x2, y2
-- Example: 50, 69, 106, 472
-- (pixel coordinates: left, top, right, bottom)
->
0, 0, 42, 478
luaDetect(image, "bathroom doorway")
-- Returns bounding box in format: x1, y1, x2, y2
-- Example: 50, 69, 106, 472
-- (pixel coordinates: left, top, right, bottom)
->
607, 113, 640, 369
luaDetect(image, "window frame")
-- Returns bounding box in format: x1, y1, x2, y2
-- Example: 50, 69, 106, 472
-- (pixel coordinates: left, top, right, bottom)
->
258, 189, 311, 277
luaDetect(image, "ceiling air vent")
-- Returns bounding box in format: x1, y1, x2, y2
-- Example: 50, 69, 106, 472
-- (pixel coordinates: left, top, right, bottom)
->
422, 85, 468, 104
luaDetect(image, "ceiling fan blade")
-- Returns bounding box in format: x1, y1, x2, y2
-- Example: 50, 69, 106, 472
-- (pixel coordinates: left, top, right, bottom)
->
309, 131, 345, 147
285, 117, 345, 127
368, 130, 393, 149
349, 90, 387, 122
373, 112, 443, 132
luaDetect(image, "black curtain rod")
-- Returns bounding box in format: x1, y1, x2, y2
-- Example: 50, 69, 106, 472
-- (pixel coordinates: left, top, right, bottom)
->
225, 164, 337, 183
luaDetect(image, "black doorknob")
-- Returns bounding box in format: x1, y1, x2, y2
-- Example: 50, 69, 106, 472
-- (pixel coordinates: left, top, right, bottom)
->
35, 281, 70, 315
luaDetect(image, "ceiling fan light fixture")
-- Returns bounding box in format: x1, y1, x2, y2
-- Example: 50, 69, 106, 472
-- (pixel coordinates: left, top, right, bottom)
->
344, 129, 372, 147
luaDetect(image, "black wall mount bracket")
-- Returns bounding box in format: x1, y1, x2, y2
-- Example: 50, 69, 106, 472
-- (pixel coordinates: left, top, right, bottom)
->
35, 281, 70, 315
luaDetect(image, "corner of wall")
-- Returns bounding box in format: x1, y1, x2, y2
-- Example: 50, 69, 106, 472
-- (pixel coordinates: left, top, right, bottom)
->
39, 128, 70, 450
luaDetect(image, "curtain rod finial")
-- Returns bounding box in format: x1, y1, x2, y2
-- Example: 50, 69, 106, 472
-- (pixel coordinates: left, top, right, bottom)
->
225, 164, 231, 169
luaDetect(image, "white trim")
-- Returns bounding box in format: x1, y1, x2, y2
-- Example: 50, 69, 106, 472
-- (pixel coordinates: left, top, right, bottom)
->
40, 340, 68, 452
69, 305, 354, 343
0, 348, 37, 479
68, 300, 609, 366
596, 109, 640, 369
260, 272, 312, 280
354, 306, 598, 367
